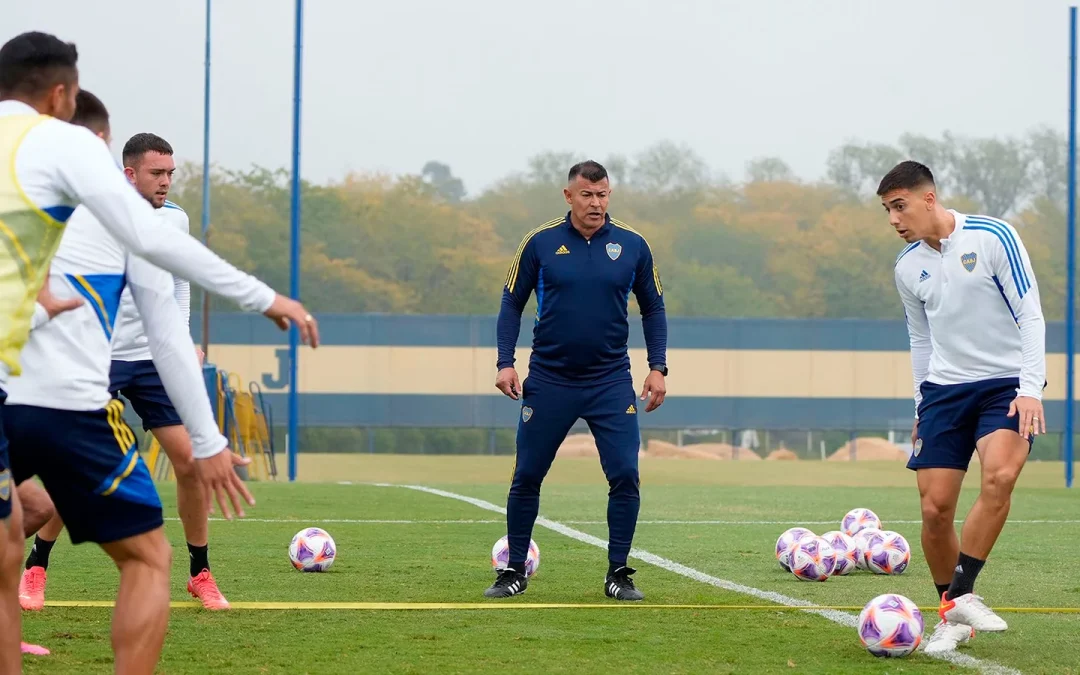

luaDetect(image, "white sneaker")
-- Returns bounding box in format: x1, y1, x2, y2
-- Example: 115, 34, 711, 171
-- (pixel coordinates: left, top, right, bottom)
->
940, 593, 1008, 632
923, 620, 974, 655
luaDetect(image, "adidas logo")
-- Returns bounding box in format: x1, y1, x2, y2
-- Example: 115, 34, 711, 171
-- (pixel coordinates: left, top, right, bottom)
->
626, 404, 636, 414
555, 245, 570, 255
919, 270, 930, 282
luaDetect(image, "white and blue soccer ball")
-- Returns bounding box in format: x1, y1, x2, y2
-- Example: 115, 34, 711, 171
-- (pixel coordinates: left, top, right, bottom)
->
842, 507, 883, 537
821, 531, 858, 576
775, 527, 815, 572
858, 593, 924, 657
865, 531, 911, 576
854, 527, 884, 570
289, 527, 337, 572
491, 535, 540, 577
789, 536, 837, 582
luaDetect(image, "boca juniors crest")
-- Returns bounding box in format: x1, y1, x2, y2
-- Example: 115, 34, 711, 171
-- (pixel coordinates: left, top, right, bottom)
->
961, 252, 977, 272
521, 406, 533, 423
606, 242, 622, 260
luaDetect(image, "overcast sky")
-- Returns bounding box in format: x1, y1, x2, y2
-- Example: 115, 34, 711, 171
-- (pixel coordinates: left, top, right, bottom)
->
6, 0, 1077, 194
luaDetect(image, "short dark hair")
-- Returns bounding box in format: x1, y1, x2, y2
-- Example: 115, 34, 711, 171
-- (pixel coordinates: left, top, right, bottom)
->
122, 132, 173, 167
0, 32, 78, 99
69, 89, 109, 134
568, 160, 608, 184
877, 161, 935, 196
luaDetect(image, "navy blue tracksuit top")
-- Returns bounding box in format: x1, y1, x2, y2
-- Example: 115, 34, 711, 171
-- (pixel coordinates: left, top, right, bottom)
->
496, 212, 667, 385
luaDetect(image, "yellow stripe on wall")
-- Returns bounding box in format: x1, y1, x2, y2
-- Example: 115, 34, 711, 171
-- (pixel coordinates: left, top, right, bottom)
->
202, 345, 1080, 401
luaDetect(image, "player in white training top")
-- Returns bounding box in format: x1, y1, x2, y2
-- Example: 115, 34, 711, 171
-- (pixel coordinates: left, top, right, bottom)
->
18, 130, 237, 612
882, 161, 1046, 655
0, 34, 319, 674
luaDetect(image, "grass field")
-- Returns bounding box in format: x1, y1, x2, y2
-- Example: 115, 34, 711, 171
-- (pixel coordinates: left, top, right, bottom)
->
19, 456, 1080, 674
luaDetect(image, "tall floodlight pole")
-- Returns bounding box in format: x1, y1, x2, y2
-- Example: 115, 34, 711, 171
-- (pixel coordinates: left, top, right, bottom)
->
287, 0, 305, 481
1066, 6, 1077, 488
201, 0, 212, 358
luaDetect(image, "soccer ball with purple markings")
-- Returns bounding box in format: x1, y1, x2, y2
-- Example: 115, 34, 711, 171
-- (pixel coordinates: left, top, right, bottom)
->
289, 527, 337, 572
865, 531, 910, 576
821, 531, 858, 576
491, 535, 540, 578
842, 507, 882, 537
857, 593, 924, 657
775, 527, 815, 572
853, 527, 883, 570
789, 536, 837, 582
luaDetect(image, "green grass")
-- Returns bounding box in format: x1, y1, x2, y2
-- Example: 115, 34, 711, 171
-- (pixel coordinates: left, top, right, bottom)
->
19, 456, 1080, 674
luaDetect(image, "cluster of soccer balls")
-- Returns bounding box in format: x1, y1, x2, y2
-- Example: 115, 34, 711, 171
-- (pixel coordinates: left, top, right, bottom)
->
775, 508, 924, 658
775, 507, 910, 581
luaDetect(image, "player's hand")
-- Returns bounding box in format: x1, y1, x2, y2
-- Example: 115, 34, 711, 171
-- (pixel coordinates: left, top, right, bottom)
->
195, 449, 254, 520
37, 270, 83, 318
1007, 395, 1046, 437
495, 367, 521, 400
194, 346, 205, 365
264, 294, 320, 348
640, 370, 667, 412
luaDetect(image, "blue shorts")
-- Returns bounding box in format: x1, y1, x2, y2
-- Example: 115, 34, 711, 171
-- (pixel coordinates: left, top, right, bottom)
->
909, 377, 1029, 472
4, 399, 163, 545
0, 392, 9, 521
110, 359, 182, 431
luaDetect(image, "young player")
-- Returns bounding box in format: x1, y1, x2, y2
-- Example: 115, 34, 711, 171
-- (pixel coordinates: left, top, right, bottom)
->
882, 161, 1046, 654
20, 131, 232, 612
0, 32, 318, 674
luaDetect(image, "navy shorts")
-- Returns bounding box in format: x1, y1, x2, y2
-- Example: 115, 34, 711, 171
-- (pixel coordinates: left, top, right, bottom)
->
5, 398, 163, 545
110, 359, 182, 432
0, 391, 10, 521
909, 377, 1029, 472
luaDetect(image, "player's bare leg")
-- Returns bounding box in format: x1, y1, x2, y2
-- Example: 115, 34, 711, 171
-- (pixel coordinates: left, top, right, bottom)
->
16, 481, 60, 611
154, 424, 228, 609
939, 428, 1028, 633
2, 486, 48, 666
101, 527, 172, 675
916, 468, 973, 653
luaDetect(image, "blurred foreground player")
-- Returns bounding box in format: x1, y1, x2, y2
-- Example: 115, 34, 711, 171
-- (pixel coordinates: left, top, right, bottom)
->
0, 32, 318, 674
488, 161, 667, 600
883, 161, 1045, 654
20, 128, 232, 612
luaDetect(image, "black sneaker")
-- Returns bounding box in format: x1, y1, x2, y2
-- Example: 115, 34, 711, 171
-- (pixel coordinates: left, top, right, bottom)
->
483, 569, 528, 598
605, 566, 644, 601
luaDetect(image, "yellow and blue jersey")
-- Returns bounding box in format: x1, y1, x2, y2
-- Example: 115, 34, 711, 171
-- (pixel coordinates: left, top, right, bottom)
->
497, 213, 667, 383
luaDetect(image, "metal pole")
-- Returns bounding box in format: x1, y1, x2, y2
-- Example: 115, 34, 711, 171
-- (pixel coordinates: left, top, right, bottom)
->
287, 0, 304, 482
200, 0, 212, 359
1066, 6, 1078, 488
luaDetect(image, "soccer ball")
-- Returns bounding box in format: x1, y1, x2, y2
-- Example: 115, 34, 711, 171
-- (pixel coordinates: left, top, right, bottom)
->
853, 527, 883, 570
842, 507, 882, 537
775, 527, 815, 572
789, 536, 837, 582
821, 531, 858, 576
491, 535, 540, 577
865, 531, 911, 575
857, 593, 924, 657
289, 527, 337, 572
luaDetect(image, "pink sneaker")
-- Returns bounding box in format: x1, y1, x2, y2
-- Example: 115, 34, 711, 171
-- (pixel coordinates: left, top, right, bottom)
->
21, 642, 50, 656
19, 566, 46, 611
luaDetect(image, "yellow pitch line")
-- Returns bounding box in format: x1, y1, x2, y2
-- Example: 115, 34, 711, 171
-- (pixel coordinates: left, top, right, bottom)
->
41, 601, 1080, 613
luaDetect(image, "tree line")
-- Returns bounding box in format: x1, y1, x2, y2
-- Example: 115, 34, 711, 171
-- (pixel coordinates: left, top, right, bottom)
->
170, 128, 1075, 321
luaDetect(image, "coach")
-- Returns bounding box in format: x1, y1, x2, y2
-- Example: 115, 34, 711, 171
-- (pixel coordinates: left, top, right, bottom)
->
486, 160, 668, 601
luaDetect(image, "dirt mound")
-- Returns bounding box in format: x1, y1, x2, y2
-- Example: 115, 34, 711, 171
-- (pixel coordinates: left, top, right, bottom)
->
828, 437, 909, 461
643, 439, 761, 460
557, 433, 599, 458
766, 448, 800, 461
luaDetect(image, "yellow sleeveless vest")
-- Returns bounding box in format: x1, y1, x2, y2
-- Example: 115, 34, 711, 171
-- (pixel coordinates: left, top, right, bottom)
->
0, 114, 67, 375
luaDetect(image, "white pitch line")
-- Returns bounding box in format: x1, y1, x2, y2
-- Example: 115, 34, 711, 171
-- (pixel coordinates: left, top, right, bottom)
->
387, 482, 1021, 675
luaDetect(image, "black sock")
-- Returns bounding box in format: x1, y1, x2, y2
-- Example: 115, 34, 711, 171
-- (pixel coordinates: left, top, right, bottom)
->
935, 582, 950, 599
947, 552, 986, 599
188, 543, 210, 577
608, 561, 628, 577
507, 561, 526, 575
25, 536, 55, 571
